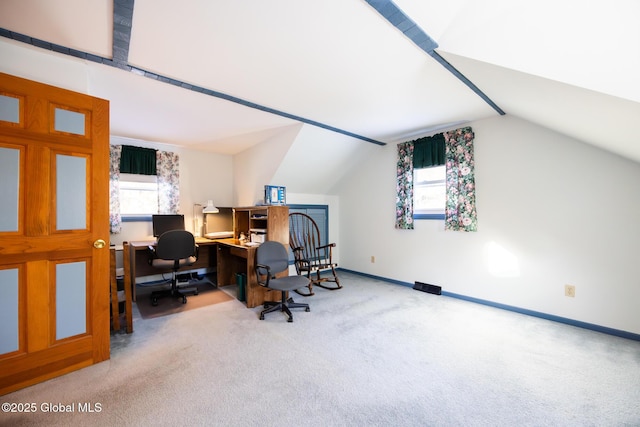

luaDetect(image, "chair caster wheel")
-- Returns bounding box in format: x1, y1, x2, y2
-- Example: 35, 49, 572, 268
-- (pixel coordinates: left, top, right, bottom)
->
194, 290, 199, 295
182, 296, 187, 304
259, 315, 265, 320
151, 297, 158, 306
287, 317, 293, 323
305, 307, 310, 312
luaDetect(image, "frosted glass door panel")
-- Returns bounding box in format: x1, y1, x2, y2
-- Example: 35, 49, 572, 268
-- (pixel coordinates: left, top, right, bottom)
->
54, 108, 85, 135
0, 269, 19, 355
56, 154, 86, 230
0, 147, 20, 232
0, 95, 19, 123
56, 262, 87, 340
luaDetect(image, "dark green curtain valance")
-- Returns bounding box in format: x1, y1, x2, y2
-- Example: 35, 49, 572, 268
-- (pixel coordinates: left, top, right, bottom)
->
119, 145, 157, 175
413, 133, 445, 168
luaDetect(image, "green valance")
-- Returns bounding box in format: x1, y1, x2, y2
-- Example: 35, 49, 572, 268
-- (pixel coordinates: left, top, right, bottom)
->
413, 133, 445, 168
120, 145, 157, 175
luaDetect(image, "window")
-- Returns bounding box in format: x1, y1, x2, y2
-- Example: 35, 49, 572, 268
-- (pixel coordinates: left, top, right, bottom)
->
119, 173, 158, 218
414, 165, 445, 219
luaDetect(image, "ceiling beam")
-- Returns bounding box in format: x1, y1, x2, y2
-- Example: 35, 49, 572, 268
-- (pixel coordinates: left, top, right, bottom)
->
364, 0, 439, 53
0, 2, 387, 147
364, 0, 505, 115
112, 0, 135, 63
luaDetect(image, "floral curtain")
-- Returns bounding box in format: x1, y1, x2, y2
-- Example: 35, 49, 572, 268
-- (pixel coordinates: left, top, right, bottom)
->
395, 142, 414, 229
156, 150, 180, 214
444, 127, 477, 232
109, 144, 122, 234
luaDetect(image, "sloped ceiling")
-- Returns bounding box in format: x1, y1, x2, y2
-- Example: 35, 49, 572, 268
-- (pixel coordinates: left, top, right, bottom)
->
1, 0, 639, 169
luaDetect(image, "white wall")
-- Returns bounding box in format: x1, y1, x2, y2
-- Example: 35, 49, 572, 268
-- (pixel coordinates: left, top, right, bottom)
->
233, 125, 302, 206
272, 124, 379, 194
337, 114, 640, 335
109, 136, 233, 245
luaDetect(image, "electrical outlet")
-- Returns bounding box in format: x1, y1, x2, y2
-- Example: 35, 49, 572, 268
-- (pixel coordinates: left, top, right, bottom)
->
370, 255, 375, 263
565, 284, 576, 298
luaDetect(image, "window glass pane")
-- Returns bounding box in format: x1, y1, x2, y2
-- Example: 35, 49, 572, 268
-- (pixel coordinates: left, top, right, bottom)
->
0, 147, 20, 232
415, 183, 446, 212
414, 165, 445, 215
54, 108, 85, 135
0, 95, 20, 123
119, 173, 158, 215
0, 268, 19, 354
415, 165, 446, 182
56, 154, 87, 230
56, 261, 87, 340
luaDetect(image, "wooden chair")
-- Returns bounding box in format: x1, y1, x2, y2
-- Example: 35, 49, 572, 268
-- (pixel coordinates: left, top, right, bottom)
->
110, 244, 133, 333
288, 212, 341, 296
110, 246, 120, 331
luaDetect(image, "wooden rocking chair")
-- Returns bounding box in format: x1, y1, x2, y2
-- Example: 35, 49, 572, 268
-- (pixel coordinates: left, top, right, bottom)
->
289, 212, 341, 296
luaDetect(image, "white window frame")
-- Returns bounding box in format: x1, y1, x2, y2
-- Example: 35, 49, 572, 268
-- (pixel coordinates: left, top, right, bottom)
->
414, 165, 445, 219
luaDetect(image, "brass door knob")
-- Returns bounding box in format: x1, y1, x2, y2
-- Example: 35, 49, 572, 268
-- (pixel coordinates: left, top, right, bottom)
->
93, 239, 106, 249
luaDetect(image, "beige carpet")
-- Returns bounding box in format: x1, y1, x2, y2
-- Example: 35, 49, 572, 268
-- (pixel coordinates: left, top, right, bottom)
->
135, 281, 235, 319
4, 272, 640, 426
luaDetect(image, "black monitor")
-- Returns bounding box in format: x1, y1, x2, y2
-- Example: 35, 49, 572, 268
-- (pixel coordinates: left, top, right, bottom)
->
152, 214, 185, 237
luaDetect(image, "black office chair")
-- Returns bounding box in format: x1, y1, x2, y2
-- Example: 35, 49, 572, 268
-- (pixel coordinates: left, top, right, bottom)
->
255, 241, 311, 322
148, 230, 199, 306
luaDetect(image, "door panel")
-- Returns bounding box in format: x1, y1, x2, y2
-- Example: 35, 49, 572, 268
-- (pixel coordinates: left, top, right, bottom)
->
0, 267, 20, 354
54, 260, 88, 340
0, 145, 20, 232
54, 153, 88, 231
0, 72, 110, 395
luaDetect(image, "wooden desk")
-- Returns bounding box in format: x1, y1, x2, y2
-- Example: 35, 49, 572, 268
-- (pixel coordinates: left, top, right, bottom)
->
128, 238, 216, 278
127, 238, 216, 301
127, 238, 279, 308
216, 239, 282, 308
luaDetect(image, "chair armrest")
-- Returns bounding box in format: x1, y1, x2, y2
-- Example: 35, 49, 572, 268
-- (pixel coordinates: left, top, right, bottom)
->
316, 243, 336, 261
255, 263, 272, 287
147, 245, 157, 265
291, 247, 310, 268
316, 243, 336, 250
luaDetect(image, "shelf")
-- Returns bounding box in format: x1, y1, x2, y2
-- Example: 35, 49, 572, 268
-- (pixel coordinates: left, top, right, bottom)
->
233, 206, 289, 246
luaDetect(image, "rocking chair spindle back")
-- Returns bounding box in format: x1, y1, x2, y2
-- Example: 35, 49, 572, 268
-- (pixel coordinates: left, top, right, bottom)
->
288, 212, 341, 296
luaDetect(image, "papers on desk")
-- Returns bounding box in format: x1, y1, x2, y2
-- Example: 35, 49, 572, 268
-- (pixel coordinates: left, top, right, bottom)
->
204, 231, 234, 240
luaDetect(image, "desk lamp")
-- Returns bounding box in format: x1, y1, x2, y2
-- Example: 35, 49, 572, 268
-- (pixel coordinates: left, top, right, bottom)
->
193, 200, 219, 237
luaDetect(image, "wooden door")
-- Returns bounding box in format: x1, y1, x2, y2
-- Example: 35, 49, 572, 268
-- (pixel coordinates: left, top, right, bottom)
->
0, 73, 110, 395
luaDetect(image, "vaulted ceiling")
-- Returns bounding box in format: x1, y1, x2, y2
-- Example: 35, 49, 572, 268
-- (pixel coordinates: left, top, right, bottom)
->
1, 0, 639, 165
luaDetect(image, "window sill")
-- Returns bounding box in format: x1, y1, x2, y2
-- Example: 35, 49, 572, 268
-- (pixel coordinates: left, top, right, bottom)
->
122, 215, 152, 222
414, 213, 445, 220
